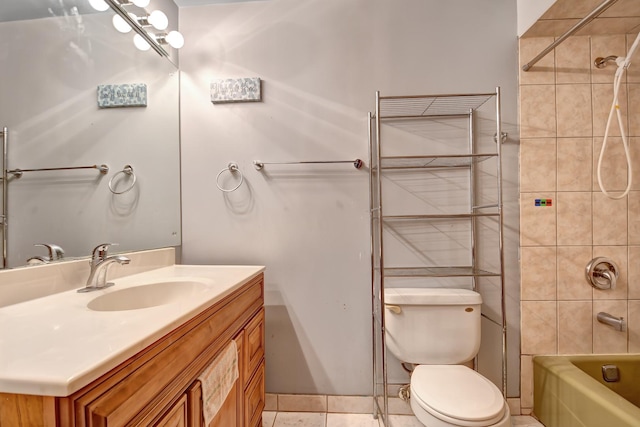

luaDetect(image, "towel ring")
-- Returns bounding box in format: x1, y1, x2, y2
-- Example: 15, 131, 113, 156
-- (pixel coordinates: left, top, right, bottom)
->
216, 162, 244, 192
108, 165, 137, 195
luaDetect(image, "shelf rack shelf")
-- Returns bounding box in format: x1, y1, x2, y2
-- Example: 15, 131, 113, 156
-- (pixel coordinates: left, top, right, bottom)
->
378, 266, 501, 278
379, 153, 498, 169
368, 88, 506, 427
378, 92, 495, 118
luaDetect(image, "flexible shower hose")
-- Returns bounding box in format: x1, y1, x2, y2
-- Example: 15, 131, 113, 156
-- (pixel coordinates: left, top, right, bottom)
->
597, 32, 640, 199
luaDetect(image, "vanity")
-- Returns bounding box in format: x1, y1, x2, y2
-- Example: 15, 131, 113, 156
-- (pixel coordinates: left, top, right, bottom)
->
0, 249, 265, 427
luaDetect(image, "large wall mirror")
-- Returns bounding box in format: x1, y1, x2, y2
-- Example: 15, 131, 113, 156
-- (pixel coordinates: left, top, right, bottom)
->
0, 0, 181, 268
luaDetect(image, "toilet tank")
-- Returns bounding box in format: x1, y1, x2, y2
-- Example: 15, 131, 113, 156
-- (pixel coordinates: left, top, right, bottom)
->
383, 288, 482, 365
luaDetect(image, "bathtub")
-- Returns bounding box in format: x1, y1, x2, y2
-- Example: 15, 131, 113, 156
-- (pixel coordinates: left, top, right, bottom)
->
533, 354, 640, 427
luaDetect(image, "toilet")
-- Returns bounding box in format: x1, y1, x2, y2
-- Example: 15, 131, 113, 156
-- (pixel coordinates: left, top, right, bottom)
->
384, 287, 511, 427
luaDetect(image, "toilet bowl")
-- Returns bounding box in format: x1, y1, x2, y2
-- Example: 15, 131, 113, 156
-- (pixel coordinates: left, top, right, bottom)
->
409, 365, 510, 427
383, 288, 511, 427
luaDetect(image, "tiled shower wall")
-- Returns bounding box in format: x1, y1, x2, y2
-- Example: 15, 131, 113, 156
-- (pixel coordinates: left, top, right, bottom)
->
518, 34, 640, 414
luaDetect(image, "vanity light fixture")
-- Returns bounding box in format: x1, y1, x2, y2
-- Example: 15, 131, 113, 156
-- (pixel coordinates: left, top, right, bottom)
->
132, 33, 151, 51
133, 30, 184, 51
88, 0, 110, 11
113, 10, 168, 33
158, 31, 185, 49
146, 10, 169, 30
112, 13, 133, 33
91, 0, 184, 57
130, 0, 150, 7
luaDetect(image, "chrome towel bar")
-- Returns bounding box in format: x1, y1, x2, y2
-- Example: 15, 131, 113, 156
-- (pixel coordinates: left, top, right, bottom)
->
7, 164, 109, 178
253, 159, 364, 170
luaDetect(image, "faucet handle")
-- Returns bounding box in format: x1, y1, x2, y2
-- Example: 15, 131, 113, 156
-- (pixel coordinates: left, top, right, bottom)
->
586, 257, 619, 290
90, 243, 118, 262
35, 243, 65, 261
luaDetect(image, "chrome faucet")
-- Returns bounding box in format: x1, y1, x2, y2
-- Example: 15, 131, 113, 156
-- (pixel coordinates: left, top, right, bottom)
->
78, 243, 130, 293
39, 243, 65, 261
26, 243, 65, 264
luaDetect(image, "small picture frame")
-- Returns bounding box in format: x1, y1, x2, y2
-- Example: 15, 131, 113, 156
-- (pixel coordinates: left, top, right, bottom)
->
97, 83, 147, 108
210, 77, 261, 103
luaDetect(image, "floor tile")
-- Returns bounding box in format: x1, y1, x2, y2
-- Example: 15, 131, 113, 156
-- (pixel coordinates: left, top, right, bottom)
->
263, 411, 544, 427
278, 394, 328, 412
327, 395, 373, 414
386, 414, 423, 427
273, 412, 326, 427
265, 393, 278, 411
327, 413, 379, 427
262, 411, 276, 427
512, 415, 544, 426
387, 397, 413, 415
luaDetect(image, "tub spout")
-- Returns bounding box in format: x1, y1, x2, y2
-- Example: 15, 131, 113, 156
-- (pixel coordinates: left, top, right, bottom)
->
596, 312, 626, 331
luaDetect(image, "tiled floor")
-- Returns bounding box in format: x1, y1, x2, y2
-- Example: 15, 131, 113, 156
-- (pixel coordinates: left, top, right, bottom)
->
262, 412, 545, 427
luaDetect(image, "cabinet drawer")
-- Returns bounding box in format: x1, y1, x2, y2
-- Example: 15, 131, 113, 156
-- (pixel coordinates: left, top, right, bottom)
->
243, 308, 265, 383
154, 394, 187, 427
244, 362, 265, 427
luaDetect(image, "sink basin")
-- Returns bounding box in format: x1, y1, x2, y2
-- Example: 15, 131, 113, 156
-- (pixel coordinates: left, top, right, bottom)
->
87, 280, 209, 311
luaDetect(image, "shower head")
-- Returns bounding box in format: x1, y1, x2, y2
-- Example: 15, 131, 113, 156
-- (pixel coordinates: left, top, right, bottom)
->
594, 55, 618, 69
596, 32, 640, 70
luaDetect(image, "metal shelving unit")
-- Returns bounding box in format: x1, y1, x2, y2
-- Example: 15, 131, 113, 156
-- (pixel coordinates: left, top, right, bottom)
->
368, 88, 506, 426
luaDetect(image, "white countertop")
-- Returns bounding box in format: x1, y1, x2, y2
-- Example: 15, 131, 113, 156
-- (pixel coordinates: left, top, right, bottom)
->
0, 264, 264, 396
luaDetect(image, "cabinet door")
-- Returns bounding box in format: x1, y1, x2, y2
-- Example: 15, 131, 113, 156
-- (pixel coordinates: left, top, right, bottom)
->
155, 394, 188, 427
243, 308, 265, 383
209, 382, 238, 427
244, 363, 265, 427
185, 338, 241, 427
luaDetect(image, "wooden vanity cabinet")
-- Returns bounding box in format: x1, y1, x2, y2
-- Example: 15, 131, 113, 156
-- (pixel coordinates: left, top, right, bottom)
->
185, 308, 265, 427
155, 394, 188, 427
0, 273, 264, 427
242, 310, 266, 427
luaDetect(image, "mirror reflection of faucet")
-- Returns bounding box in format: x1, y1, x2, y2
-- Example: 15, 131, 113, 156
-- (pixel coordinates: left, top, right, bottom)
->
26, 243, 65, 265
77, 243, 130, 293
585, 257, 619, 290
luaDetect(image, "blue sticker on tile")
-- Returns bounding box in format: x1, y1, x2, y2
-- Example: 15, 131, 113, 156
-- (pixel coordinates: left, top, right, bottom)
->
210, 77, 261, 103
97, 83, 147, 108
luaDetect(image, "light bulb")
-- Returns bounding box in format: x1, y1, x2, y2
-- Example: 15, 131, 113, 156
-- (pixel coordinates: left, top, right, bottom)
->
112, 14, 132, 33
133, 34, 151, 51
88, 0, 109, 11
165, 31, 184, 49
131, 0, 150, 7
147, 10, 168, 30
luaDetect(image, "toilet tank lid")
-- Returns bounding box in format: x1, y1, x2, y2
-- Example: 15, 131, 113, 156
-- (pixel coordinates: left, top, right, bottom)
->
384, 288, 482, 305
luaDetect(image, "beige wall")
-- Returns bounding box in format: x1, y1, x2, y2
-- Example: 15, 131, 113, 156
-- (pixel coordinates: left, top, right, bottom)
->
180, 0, 520, 396
518, 34, 640, 414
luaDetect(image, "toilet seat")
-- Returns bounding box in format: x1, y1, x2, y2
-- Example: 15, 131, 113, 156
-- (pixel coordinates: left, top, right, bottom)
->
410, 365, 507, 426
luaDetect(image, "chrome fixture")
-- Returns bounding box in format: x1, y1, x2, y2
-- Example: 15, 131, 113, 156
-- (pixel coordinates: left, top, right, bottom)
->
585, 257, 619, 290
601, 364, 620, 382
398, 384, 411, 402
27, 243, 65, 264
594, 55, 619, 69
253, 159, 364, 170
596, 312, 626, 331
89, 0, 184, 57
7, 164, 109, 179
108, 165, 137, 194
522, 0, 619, 71
216, 162, 244, 193
78, 243, 130, 292
1, 126, 8, 269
